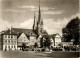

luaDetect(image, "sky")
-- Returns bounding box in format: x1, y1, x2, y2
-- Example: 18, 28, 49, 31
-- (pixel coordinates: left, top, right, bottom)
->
0, 0, 80, 36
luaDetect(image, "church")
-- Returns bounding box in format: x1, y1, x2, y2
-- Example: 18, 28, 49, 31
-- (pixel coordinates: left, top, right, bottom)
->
0, 0, 48, 51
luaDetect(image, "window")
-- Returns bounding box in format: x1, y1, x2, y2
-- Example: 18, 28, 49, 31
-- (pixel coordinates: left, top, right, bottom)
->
8, 40, 10, 43
8, 46, 10, 49
11, 35, 13, 38
14, 41, 16, 43
8, 35, 10, 38
14, 45, 15, 48
13, 36, 14, 38
13, 36, 16, 39
7, 40, 8, 43
5, 35, 7, 38
5, 40, 7, 43
12, 46, 13, 48
11, 40, 13, 43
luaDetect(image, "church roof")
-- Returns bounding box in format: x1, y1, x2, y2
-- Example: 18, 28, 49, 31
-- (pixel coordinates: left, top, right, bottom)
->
12, 28, 37, 36
2, 28, 37, 36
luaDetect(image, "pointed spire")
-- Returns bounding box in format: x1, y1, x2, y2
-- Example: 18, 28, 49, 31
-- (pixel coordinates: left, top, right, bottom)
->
38, 0, 41, 22
36, 0, 43, 35
38, 0, 43, 24
33, 8, 37, 30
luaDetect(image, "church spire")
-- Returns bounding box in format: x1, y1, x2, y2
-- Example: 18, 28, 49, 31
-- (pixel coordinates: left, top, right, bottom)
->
33, 12, 36, 31
36, 0, 43, 35
38, 0, 41, 23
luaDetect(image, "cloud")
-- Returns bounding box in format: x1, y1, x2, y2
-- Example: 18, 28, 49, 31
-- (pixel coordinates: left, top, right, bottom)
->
18, 5, 55, 11
0, 9, 79, 36
3, 9, 27, 12
44, 18, 69, 36
44, 13, 79, 36
18, 6, 36, 9
0, 18, 11, 31
3, 5, 55, 13
31, 7, 55, 11
42, 11, 63, 15
0, 18, 20, 32
18, 19, 33, 29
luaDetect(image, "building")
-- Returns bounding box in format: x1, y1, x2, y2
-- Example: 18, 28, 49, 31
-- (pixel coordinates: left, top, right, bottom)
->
2, 29, 17, 51
0, 0, 48, 51
50, 34, 62, 47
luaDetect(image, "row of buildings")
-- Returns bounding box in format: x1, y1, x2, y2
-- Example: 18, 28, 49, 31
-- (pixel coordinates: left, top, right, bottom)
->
0, 0, 62, 51
0, 28, 61, 51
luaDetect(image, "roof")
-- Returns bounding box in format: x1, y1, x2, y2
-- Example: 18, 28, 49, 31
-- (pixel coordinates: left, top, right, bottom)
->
2, 28, 37, 36
50, 34, 57, 38
2, 29, 17, 35
12, 28, 37, 36
50, 33, 61, 39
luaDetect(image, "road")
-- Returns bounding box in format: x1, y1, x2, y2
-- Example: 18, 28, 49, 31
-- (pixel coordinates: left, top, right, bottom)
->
0, 51, 79, 58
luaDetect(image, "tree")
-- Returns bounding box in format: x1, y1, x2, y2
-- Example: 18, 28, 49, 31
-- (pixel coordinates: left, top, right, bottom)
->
62, 17, 80, 45
22, 43, 26, 51
43, 35, 51, 49
34, 43, 38, 48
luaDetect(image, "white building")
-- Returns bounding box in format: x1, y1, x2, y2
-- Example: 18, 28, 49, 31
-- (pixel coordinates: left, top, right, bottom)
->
2, 30, 17, 51
50, 34, 62, 47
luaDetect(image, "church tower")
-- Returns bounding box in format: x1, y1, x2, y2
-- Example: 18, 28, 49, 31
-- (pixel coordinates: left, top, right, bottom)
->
36, 0, 43, 35
33, 0, 43, 36
33, 12, 37, 31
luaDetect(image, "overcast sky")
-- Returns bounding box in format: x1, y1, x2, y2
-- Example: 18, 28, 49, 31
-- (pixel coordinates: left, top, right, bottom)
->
0, 0, 80, 35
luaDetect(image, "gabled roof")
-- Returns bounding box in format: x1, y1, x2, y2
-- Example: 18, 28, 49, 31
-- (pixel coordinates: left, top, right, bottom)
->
18, 33, 30, 40
50, 33, 61, 40
17, 33, 30, 40
51, 34, 57, 38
